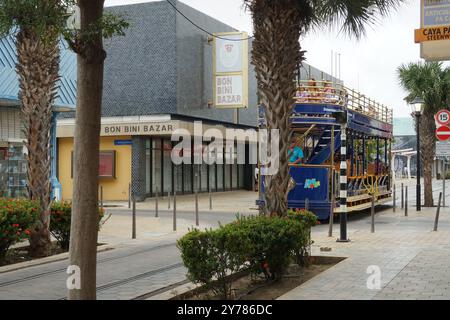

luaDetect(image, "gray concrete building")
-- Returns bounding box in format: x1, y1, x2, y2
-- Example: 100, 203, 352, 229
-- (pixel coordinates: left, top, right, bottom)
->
56, 0, 340, 201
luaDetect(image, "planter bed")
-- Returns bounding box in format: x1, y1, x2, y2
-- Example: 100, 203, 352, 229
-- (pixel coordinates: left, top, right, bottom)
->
172, 256, 346, 300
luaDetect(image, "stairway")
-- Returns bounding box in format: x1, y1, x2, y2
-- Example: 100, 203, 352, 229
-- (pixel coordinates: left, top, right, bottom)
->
308, 127, 341, 165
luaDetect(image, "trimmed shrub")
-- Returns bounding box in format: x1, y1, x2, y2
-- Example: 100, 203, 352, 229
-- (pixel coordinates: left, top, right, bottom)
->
287, 209, 318, 266
234, 215, 306, 280
177, 213, 317, 299
50, 201, 105, 250
0, 198, 40, 261
177, 225, 249, 299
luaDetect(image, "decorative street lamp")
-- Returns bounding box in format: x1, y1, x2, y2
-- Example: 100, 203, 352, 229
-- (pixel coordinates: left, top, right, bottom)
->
410, 97, 425, 211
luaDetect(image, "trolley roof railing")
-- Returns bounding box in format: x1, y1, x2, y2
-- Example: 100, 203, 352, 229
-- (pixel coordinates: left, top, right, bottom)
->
294, 80, 393, 125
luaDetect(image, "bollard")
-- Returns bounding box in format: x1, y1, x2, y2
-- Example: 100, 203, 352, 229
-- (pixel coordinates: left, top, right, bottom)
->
100, 185, 103, 209
155, 190, 159, 218
393, 184, 396, 213
128, 183, 131, 209
434, 192, 442, 232
371, 194, 375, 233
405, 186, 408, 217
195, 191, 199, 226
173, 191, 177, 231
305, 198, 309, 211
168, 191, 171, 209
132, 197, 136, 239
209, 188, 213, 210
401, 183, 404, 209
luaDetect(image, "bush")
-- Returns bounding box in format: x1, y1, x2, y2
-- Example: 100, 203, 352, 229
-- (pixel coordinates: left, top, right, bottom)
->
234, 215, 307, 280
177, 224, 249, 299
50, 201, 105, 250
177, 213, 317, 299
287, 209, 318, 266
0, 198, 40, 261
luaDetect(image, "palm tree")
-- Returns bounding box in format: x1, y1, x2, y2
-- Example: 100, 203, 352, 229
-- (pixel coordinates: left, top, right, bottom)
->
16, 29, 60, 257
398, 62, 450, 207
244, 0, 404, 216
0, 0, 70, 257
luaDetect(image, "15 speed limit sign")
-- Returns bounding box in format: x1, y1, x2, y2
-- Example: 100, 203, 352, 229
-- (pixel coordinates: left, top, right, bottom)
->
436, 110, 450, 126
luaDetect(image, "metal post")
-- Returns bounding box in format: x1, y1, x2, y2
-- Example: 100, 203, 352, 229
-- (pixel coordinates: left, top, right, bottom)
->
195, 191, 199, 226
338, 122, 349, 242
405, 186, 408, 217
443, 161, 446, 208
209, 187, 213, 210
371, 194, 375, 233
128, 183, 131, 209
168, 191, 171, 209
401, 183, 404, 209
173, 191, 177, 231
155, 189, 159, 218
434, 192, 442, 232
305, 198, 309, 211
393, 184, 396, 213
100, 185, 103, 209
132, 197, 136, 239
416, 113, 421, 212
329, 125, 335, 238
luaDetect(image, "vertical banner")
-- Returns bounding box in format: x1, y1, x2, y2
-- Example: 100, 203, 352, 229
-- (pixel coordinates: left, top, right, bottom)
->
213, 32, 249, 109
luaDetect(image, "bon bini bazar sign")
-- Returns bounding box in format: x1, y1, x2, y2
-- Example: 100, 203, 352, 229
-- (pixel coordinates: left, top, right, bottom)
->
213, 32, 249, 109
102, 122, 177, 136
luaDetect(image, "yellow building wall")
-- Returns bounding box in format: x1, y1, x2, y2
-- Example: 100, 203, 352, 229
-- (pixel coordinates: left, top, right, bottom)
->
58, 136, 132, 201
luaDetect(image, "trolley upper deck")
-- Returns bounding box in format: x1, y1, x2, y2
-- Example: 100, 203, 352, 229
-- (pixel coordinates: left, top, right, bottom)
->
258, 80, 394, 139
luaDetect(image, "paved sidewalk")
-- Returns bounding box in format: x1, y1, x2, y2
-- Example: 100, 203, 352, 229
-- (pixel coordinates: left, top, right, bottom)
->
280, 183, 450, 300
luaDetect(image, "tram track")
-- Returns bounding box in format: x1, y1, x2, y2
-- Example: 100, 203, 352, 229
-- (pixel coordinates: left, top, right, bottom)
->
0, 242, 176, 288
58, 262, 186, 300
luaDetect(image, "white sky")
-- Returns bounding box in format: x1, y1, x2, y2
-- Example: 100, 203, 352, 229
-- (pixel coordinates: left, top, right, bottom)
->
105, 0, 448, 118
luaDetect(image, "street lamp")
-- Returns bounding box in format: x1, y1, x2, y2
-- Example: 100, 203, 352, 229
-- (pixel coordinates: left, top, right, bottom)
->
410, 97, 425, 211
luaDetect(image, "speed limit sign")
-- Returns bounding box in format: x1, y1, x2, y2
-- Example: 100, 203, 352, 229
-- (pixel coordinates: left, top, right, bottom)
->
436, 110, 450, 126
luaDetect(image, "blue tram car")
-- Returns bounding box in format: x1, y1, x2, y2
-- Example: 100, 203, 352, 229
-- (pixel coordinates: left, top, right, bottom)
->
257, 80, 393, 220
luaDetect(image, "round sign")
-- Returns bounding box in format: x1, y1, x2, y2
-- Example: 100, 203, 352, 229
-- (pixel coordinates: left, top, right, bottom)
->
435, 110, 450, 126
436, 125, 450, 141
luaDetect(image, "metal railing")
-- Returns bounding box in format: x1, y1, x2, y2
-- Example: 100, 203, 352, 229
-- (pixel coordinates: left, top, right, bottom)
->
294, 80, 393, 124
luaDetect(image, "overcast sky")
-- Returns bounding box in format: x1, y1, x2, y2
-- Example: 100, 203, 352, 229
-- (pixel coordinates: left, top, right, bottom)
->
105, 0, 447, 118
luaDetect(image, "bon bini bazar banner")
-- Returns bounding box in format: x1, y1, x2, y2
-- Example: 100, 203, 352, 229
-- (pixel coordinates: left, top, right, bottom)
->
213, 32, 249, 109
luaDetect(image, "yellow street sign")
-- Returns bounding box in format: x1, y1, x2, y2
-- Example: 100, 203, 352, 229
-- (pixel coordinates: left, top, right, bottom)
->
415, 25, 450, 43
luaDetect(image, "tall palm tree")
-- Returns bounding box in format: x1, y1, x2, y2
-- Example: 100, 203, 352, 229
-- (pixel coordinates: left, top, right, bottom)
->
244, 0, 404, 216
398, 62, 450, 207
16, 29, 60, 257
1, 0, 72, 257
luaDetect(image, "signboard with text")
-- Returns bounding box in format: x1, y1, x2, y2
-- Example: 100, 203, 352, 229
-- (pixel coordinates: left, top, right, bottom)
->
417, 0, 450, 61
213, 32, 248, 109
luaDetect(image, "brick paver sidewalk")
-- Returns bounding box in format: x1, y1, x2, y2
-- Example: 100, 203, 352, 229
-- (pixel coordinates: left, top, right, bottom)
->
279, 187, 450, 300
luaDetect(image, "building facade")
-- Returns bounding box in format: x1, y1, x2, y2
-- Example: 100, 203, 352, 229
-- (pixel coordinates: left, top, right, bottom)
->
56, 0, 342, 202
0, 36, 76, 198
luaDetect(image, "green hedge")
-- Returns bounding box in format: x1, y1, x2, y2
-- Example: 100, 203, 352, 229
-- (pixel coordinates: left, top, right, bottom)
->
50, 201, 105, 250
0, 198, 40, 260
177, 210, 317, 299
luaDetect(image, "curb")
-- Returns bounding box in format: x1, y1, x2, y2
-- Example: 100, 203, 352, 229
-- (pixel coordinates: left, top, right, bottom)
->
0, 245, 115, 274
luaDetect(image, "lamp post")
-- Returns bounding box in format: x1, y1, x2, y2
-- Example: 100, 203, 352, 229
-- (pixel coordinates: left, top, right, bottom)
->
410, 97, 425, 212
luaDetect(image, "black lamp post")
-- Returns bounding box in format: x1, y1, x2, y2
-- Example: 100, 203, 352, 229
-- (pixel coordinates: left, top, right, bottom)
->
410, 97, 425, 212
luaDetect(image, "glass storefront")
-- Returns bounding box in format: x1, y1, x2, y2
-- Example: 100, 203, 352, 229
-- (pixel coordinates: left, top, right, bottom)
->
0, 143, 28, 198
142, 136, 249, 197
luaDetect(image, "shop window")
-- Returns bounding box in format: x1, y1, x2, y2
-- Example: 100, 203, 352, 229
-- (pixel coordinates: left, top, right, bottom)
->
163, 140, 172, 194
0, 144, 27, 198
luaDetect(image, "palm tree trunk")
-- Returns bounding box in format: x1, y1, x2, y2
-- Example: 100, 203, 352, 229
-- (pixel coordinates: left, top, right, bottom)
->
249, 0, 304, 216
68, 0, 106, 300
16, 30, 60, 258
420, 114, 436, 207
